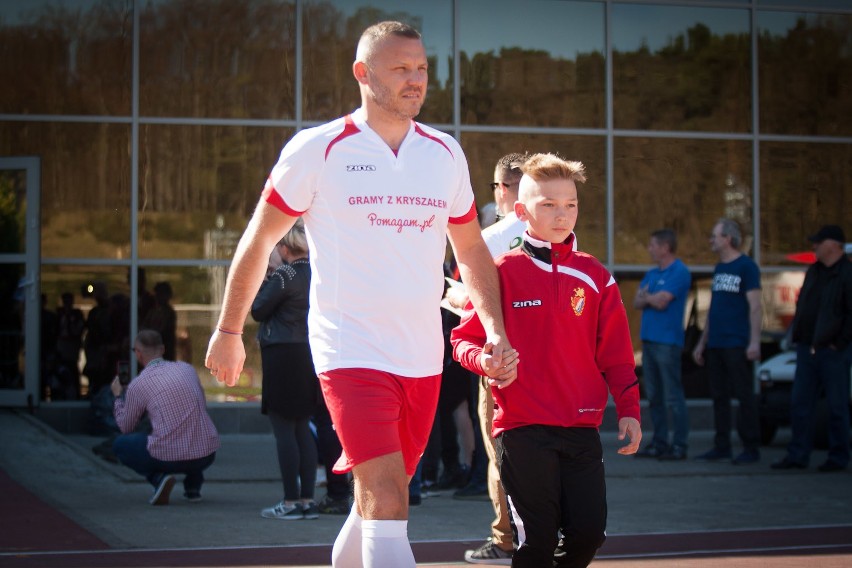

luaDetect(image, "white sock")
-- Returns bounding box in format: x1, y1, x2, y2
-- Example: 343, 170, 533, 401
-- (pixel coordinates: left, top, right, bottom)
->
361, 519, 415, 568
331, 505, 363, 568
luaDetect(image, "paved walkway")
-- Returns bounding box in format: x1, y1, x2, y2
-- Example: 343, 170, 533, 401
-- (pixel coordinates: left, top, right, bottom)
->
1, 409, 851, 567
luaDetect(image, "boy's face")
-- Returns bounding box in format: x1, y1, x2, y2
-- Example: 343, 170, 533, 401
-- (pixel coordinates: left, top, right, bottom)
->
514, 176, 578, 244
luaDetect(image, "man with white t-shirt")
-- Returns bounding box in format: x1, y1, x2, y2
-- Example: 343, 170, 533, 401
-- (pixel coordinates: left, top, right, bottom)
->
204, 21, 517, 568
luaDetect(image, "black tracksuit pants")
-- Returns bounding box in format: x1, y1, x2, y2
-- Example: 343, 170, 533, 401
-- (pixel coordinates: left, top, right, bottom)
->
497, 425, 607, 568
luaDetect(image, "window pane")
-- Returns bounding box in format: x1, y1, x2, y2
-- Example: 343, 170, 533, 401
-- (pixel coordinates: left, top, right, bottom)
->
614, 137, 753, 265
461, 132, 607, 260
138, 124, 291, 259
40, 264, 131, 400
0, 0, 132, 116
132, 265, 261, 402
760, 141, 852, 265
612, 4, 751, 132
140, 0, 296, 119
302, 0, 453, 124
459, 0, 605, 128
758, 11, 852, 136
0, 122, 131, 259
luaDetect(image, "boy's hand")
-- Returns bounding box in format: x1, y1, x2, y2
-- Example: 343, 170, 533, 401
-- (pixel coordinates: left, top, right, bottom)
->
616, 417, 642, 455
480, 342, 519, 389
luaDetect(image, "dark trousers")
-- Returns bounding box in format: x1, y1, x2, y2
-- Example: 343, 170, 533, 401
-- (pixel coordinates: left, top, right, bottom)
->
268, 411, 317, 501
313, 396, 351, 501
706, 347, 761, 452
498, 425, 606, 568
112, 432, 215, 493
788, 344, 851, 467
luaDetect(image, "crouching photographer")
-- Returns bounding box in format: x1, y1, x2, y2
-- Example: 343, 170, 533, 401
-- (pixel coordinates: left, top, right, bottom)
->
111, 329, 220, 505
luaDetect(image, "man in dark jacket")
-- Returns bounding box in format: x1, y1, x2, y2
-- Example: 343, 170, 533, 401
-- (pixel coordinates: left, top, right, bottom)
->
772, 225, 852, 472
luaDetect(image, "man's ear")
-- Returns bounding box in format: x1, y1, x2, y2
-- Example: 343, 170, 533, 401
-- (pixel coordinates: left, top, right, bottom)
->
514, 200, 526, 221
353, 61, 369, 84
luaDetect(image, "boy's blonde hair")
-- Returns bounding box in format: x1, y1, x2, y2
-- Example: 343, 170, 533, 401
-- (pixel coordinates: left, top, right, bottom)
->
520, 153, 587, 185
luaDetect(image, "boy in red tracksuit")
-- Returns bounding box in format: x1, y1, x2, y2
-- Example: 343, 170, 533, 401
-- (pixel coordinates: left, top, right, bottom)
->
451, 153, 642, 568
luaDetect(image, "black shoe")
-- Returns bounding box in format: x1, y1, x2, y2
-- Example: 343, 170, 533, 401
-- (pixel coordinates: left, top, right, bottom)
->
732, 450, 760, 465
658, 446, 687, 461
817, 461, 846, 473
695, 447, 732, 460
635, 444, 667, 458
452, 482, 489, 501
149, 474, 176, 506
409, 494, 422, 506
770, 456, 807, 470
436, 465, 470, 490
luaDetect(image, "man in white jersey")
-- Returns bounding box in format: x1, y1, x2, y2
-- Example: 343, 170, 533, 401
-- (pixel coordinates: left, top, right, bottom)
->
204, 21, 517, 568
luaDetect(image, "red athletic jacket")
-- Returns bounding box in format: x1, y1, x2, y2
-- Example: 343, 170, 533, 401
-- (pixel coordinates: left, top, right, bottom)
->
451, 232, 640, 436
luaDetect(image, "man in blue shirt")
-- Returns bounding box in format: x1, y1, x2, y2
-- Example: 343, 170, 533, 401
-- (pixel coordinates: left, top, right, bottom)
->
634, 229, 692, 460
692, 218, 762, 465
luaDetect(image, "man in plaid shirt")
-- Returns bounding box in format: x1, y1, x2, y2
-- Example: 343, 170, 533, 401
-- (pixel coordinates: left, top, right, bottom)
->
112, 329, 220, 505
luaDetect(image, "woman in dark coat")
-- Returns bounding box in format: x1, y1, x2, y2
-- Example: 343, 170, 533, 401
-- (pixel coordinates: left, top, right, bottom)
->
251, 219, 320, 520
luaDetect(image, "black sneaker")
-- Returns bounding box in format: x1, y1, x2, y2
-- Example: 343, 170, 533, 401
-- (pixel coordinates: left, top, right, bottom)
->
635, 444, 667, 458
453, 482, 489, 501
658, 446, 687, 461
183, 491, 202, 503
317, 495, 351, 515
770, 456, 806, 470
694, 447, 732, 460
302, 501, 319, 519
464, 539, 513, 565
732, 450, 760, 465
149, 474, 176, 506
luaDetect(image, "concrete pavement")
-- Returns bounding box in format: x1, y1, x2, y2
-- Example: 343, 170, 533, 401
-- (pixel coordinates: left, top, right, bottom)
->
1, 407, 851, 566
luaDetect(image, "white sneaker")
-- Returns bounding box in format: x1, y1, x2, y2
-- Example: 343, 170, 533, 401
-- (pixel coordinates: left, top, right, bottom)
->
261, 500, 304, 520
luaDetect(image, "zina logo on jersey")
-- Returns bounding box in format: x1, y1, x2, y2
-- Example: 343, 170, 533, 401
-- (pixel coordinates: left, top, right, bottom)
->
346, 165, 377, 172
512, 299, 542, 308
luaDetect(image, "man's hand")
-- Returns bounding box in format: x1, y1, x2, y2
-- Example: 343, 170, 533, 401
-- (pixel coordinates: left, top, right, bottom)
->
692, 344, 705, 366
746, 341, 761, 361
616, 417, 642, 455
205, 330, 247, 387
480, 339, 519, 389
110, 377, 123, 398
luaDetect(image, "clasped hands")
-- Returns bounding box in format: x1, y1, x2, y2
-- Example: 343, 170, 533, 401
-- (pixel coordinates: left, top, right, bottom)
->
480, 341, 520, 389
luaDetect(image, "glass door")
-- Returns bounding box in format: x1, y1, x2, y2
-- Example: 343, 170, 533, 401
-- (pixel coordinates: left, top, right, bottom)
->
0, 157, 40, 407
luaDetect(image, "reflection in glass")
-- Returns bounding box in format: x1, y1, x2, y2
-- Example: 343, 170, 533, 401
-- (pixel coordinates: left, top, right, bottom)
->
138, 124, 291, 259
302, 0, 452, 124
0, 122, 131, 259
140, 0, 296, 119
614, 137, 753, 265
760, 141, 852, 265
459, 0, 605, 128
39, 265, 132, 400
0, 169, 26, 254
612, 4, 751, 132
0, 0, 132, 116
461, 132, 607, 260
758, 11, 852, 136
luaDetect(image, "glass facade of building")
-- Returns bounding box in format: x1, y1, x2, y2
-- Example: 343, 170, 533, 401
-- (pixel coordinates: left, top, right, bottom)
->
1, 0, 850, 403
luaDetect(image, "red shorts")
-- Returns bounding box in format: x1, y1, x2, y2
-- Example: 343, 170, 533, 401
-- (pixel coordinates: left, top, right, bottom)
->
318, 368, 440, 476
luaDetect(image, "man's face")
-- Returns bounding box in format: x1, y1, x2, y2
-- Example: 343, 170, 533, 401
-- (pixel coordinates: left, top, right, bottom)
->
515, 176, 578, 244
709, 223, 728, 255
361, 36, 428, 121
647, 237, 666, 264
492, 167, 519, 214
813, 238, 839, 265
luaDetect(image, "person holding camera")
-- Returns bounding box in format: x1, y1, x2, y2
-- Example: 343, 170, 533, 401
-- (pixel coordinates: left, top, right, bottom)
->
111, 329, 219, 505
